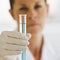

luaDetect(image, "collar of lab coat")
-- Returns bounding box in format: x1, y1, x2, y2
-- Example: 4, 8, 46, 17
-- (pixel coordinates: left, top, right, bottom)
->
16, 33, 57, 60
25, 33, 57, 60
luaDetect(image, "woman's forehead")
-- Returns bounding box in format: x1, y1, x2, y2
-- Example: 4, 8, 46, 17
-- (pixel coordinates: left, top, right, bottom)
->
14, 0, 44, 5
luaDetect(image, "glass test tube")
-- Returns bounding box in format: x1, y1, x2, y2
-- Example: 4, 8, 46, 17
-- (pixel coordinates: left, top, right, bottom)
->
19, 14, 27, 60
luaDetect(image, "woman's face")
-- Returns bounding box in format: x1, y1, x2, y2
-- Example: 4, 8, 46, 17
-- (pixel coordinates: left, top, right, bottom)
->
10, 0, 48, 34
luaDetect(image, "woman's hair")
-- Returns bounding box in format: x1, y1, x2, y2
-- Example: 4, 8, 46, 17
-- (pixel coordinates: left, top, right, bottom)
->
10, 0, 47, 9
9, 0, 14, 9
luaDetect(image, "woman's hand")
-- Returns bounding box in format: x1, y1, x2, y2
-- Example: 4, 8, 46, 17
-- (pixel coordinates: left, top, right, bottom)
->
0, 31, 31, 57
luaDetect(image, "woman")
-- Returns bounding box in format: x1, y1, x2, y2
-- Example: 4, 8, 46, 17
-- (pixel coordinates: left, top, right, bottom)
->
0, 0, 59, 60
9, 0, 48, 59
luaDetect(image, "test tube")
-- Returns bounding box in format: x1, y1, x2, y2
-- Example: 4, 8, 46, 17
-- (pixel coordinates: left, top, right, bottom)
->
19, 14, 27, 60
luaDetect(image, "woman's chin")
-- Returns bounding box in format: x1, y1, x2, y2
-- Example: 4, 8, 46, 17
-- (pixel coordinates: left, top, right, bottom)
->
27, 26, 42, 33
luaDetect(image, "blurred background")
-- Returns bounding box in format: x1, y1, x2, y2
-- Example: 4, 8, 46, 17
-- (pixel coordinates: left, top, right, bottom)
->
0, 0, 60, 34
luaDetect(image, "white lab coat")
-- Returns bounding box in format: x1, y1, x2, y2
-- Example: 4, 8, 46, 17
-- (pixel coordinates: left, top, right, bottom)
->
0, 12, 60, 60
1, 33, 60, 60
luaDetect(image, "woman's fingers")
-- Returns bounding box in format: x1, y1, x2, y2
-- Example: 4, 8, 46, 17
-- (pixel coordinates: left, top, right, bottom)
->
0, 31, 31, 46
3, 44, 26, 51
0, 44, 26, 56
1, 31, 31, 41
5, 38, 29, 46
26, 33, 32, 40
0, 50, 22, 56
0, 31, 32, 56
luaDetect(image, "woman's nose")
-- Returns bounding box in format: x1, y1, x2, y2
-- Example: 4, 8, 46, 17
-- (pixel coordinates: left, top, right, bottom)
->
28, 10, 37, 20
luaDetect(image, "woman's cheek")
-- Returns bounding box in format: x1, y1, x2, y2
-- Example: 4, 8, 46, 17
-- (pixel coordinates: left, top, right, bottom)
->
37, 12, 46, 29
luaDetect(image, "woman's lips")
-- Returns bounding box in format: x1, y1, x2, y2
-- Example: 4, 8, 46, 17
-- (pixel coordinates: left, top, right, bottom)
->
27, 23, 40, 27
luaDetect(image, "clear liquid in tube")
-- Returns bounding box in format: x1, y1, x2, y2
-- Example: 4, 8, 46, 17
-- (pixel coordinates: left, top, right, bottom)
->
19, 14, 27, 60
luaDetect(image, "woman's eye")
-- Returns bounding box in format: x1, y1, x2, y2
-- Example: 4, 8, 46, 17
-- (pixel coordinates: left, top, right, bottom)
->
19, 7, 28, 11
35, 5, 42, 9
